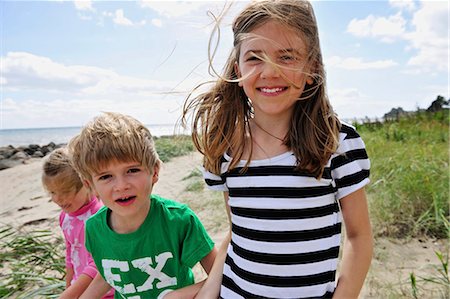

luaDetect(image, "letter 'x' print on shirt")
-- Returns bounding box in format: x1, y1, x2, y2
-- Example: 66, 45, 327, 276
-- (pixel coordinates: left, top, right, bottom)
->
102, 252, 177, 296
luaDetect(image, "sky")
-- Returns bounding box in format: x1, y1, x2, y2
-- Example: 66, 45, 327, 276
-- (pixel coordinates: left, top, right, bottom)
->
1, 0, 449, 129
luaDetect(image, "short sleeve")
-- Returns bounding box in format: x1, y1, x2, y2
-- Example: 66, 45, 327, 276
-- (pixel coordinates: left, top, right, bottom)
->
180, 207, 215, 268
331, 123, 370, 200
202, 166, 228, 192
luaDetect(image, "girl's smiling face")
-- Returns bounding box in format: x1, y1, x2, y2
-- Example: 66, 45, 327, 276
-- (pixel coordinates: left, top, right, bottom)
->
46, 182, 91, 214
236, 20, 312, 120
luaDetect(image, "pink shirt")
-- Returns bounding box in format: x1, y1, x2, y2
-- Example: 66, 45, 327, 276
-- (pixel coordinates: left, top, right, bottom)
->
59, 197, 114, 298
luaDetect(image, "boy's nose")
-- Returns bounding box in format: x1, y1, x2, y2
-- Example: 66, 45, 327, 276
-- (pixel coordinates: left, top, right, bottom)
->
114, 176, 130, 191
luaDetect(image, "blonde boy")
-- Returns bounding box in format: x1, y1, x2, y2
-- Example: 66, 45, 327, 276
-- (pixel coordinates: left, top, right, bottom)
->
69, 112, 216, 299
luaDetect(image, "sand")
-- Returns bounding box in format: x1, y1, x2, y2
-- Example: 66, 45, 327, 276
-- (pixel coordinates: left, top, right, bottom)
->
0, 152, 447, 298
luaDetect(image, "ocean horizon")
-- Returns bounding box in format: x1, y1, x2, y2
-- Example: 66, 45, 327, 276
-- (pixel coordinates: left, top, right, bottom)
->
0, 124, 186, 147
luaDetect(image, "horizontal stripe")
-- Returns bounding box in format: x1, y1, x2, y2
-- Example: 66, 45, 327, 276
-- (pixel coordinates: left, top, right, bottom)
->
226, 165, 328, 179
231, 240, 340, 265
228, 194, 337, 210
231, 203, 339, 220
231, 213, 341, 233
232, 223, 342, 242
226, 174, 332, 189
228, 248, 338, 276
335, 169, 370, 188
231, 232, 341, 254
331, 149, 368, 169
222, 267, 335, 299
335, 178, 370, 201
331, 158, 370, 180
229, 185, 335, 198
226, 255, 336, 287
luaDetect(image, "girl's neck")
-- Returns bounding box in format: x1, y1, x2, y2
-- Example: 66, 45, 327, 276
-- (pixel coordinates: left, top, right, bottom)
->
245, 118, 290, 160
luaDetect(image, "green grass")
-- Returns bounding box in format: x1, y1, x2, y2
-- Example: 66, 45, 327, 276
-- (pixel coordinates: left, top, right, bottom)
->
0, 226, 66, 298
155, 135, 194, 163
356, 110, 449, 238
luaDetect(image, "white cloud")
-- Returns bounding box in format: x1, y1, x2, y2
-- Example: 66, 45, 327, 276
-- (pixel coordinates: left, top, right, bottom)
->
74, 0, 94, 12
326, 56, 398, 70
139, 1, 214, 18
1, 52, 175, 95
346, 0, 449, 73
405, 1, 449, 72
389, 0, 416, 11
113, 9, 134, 26
347, 12, 407, 43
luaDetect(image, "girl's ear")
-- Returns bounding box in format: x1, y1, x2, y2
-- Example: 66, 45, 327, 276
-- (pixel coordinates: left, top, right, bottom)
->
83, 179, 99, 197
306, 76, 314, 85
234, 62, 243, 87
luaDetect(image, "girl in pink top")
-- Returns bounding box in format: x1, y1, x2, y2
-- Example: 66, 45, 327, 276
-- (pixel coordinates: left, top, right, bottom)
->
42, 147, 114, 298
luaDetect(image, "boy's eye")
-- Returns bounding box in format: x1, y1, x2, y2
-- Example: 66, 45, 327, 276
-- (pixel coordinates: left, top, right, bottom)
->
128, 168, 141, 174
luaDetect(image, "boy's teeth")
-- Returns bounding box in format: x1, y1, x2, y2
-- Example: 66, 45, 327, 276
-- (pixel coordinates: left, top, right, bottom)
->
261, 87, 283, 93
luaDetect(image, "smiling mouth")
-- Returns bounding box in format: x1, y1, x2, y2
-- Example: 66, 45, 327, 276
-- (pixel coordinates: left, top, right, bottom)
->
258, 87, 288, 93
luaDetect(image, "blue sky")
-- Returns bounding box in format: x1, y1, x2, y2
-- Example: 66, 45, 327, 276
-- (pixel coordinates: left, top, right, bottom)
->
1, 0, 449, 129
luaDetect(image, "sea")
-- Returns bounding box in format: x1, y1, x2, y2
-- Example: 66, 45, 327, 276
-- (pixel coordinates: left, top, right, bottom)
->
0, 124, 186, 147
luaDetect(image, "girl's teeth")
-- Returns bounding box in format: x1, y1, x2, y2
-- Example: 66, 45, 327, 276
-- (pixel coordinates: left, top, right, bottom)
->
261, 87, 283, 93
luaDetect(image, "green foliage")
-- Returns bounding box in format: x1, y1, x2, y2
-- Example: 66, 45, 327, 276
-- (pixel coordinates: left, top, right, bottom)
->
358, 110, 449, 238
154, 135, 194, 163
0, 225, 65, 298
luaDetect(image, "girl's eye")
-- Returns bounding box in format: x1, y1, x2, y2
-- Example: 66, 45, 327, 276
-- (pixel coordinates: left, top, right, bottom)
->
98, 174, 112, 181
279, 55, 295, 62
246, 55, 261, 62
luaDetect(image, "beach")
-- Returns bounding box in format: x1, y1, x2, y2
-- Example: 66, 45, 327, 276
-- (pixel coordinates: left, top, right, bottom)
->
0, 151, 447, 298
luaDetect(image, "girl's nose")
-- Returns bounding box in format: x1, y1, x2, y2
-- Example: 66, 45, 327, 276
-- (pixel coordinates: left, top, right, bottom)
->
260, 61, 280, 79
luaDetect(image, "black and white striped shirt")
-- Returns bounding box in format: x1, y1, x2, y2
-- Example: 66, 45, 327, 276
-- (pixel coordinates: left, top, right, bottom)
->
203, 123, 370, 298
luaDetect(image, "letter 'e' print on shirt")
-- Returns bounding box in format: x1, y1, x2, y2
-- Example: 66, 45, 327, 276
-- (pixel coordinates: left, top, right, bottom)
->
102, 252, 177, 296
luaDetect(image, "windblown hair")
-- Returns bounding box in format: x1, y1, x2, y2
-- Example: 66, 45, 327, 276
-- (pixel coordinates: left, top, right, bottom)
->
42, 147, 83, 194
182, 0, 340, 178
69, 112, 160, 183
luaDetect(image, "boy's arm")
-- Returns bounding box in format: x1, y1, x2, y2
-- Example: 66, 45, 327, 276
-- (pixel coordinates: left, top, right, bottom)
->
59, 273, 93, 299
79, 273, 112, 299
200, 245, 217, 274
333, 188, 373, 299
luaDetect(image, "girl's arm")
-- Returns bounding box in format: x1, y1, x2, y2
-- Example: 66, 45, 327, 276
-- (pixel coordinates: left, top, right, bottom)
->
59, 273, 93, 299
65, 267, 74, 288
333, 188, 373, 299
79, 273, 111, 299
194, 192, 232, 299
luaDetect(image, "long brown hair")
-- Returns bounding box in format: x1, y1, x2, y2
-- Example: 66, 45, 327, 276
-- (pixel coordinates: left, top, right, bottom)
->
182, 0, 340, 178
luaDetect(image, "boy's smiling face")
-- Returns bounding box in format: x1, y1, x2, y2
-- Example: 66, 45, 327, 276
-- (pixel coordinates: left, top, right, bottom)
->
89, 159, 159, 229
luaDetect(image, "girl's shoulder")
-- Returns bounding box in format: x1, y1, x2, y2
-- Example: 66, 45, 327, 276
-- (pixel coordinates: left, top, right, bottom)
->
338, 121, 362, 139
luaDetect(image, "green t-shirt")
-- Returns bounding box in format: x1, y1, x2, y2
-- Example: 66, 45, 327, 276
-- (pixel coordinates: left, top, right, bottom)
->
85, 194, 214, 299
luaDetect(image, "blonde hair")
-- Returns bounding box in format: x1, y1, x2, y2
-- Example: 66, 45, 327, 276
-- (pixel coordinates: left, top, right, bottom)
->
42, 147, 83, 194
69, 112, 160, 183
183, 0, 340, 178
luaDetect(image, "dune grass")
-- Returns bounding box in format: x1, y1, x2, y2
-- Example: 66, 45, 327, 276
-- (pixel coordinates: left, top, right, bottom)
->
357, 110, 449, 238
